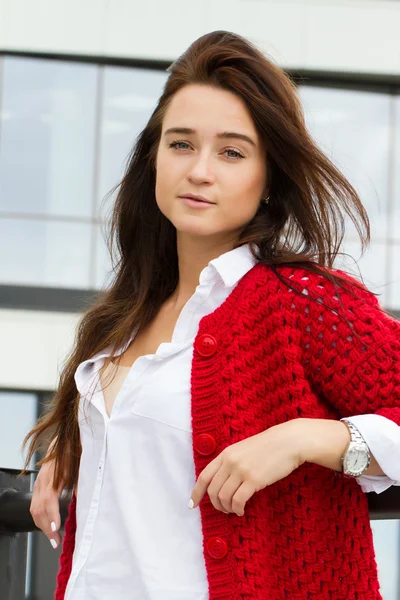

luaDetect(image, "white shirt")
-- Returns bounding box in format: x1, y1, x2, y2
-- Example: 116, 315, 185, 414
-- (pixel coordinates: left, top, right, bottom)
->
64, 243, 400, 600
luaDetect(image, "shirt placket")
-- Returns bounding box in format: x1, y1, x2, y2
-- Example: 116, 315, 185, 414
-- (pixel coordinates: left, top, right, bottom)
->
65, 415, 109, 599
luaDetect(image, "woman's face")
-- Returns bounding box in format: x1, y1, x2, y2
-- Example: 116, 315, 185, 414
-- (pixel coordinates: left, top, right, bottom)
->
155, 84, 268, 244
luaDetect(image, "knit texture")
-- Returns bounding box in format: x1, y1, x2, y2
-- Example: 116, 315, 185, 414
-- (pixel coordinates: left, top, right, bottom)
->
55, 493, 76, 600
55, 263, 400, 599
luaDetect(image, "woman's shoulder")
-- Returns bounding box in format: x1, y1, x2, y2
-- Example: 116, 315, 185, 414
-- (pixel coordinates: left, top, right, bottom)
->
258, 261, 377, 302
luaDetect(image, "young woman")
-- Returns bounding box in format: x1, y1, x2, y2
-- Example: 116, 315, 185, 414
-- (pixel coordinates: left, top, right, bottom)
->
23, 30, 400, 600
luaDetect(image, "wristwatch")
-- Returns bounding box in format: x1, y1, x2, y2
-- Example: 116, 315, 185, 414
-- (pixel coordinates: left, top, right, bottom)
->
341, 419, 371, 477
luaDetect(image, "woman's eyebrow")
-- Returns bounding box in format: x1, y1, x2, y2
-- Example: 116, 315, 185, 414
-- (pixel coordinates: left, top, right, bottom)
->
163, 127, 256, 148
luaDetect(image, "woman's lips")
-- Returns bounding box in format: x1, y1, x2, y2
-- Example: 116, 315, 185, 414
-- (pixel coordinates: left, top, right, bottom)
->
181, 197, 215, 208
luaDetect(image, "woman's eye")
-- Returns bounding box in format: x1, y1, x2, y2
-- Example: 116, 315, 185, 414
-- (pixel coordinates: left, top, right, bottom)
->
225, 149, 244, 159
169, 141, 190, 150
168, 141, 244, 160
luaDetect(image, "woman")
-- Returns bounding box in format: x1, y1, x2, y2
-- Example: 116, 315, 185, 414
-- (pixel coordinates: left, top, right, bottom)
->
23, 30, 400, 599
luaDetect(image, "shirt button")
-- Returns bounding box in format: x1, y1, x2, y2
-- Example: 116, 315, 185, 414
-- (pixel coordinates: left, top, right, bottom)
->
194, 433, 217, 456
206, 537, 228, 559
194, 334, 218, 357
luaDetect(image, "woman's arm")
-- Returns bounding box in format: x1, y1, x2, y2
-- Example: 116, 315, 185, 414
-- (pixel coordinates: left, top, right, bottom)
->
30, 439, 64, 550
289, 268, 400, 485
294, 417, 385, 474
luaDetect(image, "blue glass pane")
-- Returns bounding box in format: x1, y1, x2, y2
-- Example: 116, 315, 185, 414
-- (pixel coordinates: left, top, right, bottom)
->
0, 391, 37, 470
371, 520, 400, 600
0, 56, 97, 218
299, 86, 391, 241
393, 97, 400, 243
0, 217, 92, 288
97, 66, 167, 219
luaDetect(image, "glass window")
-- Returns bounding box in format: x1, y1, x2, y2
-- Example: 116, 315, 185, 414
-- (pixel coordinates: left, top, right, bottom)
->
299, 86, 391, 241
94, 222, 115, 290
0, 391, 37, 470
97, 66, 167, 220
393, 96, 400, 244
0, 56, 97, 218
371, 520, 400, 600
389, 243, 400, 312
0, 217, 92, 288
333, 238, 390, 307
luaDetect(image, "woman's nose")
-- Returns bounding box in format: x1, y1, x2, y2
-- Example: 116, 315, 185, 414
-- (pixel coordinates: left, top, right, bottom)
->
187, 153, 215, 183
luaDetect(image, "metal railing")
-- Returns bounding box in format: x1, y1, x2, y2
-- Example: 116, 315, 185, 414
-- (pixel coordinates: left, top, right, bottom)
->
0, 469, 71, 600
1, 468, 400, 599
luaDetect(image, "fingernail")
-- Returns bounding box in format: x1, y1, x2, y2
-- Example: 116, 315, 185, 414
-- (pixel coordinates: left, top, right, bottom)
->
50, 539, 58, 549
188, 498, 194, 509
51, 522, 57, 532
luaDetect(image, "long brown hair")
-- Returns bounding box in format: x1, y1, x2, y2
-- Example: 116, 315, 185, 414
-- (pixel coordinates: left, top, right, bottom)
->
22, 30, 381, 491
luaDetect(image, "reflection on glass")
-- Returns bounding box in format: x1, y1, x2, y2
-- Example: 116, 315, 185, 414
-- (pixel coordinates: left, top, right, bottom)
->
94, 222, 115, 290
97, 66, 167, 220
0, 392, 37, 470
333, 238, 390, 307
0, 56, 97, 218
299, 86, 391, 241
0, 217, 92, 288
393, 97, 400, 243
371, 520, 400, 600
389, 243, 400, 311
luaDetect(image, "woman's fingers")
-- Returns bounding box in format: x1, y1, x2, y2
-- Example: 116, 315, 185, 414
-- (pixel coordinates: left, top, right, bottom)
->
43, 483, 62, 548
30, 466, 63, 549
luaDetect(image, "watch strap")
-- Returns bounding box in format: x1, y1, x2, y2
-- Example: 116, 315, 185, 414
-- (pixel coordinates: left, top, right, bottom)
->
341, 419, 371, 477
342, 419, 366, 446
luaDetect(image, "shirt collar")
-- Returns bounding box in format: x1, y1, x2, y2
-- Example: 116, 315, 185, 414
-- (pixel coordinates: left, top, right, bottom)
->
200, 242, 257, 288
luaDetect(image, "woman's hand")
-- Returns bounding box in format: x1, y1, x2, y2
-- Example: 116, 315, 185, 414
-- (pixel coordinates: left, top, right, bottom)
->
189, 419, 305, 516
30, 458, 64, 549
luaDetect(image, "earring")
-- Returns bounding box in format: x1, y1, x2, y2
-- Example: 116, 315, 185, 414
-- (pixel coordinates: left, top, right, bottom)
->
263, 195, 270, 205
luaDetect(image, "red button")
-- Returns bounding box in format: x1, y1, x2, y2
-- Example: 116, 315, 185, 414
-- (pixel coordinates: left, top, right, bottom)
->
194, 434, 217, 456
195, 334, 218, 357
206, 537, 228, 559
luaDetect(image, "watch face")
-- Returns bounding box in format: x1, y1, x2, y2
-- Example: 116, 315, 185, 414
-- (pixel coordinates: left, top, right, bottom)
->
344, 444, 370, 476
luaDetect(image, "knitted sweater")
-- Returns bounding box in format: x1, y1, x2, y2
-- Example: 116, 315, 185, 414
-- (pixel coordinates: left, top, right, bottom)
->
55, 262, 400, 599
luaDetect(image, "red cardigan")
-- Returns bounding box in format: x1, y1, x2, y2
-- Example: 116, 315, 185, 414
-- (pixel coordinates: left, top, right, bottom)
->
55, 263, 400, 599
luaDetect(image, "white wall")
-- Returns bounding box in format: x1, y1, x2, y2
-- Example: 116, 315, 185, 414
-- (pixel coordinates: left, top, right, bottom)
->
0, 308, 80, 391
0, 0, 400, 75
